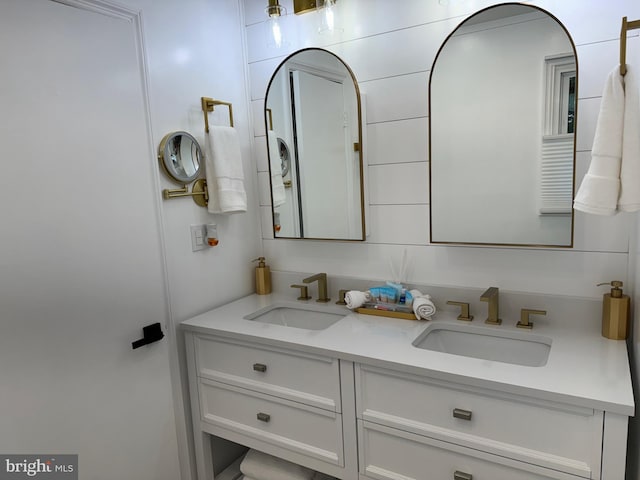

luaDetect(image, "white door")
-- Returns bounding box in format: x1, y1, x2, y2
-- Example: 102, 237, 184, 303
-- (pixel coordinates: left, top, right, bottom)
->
0, 1, 181, 479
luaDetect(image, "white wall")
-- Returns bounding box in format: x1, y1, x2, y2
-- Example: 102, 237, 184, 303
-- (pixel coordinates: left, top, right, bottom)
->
246, 0, 640, 299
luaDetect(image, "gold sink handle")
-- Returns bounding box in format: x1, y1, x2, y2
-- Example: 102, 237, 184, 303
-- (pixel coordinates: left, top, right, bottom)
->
446, 301, 473, 321
517, 308, 547, 329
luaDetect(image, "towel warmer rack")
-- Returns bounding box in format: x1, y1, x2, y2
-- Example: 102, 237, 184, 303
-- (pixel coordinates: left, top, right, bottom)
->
201, 97, 234, 132
621, 16, 640, 76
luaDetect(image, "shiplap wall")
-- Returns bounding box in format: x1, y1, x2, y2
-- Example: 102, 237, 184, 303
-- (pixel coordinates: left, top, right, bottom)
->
244, 0, 640, 298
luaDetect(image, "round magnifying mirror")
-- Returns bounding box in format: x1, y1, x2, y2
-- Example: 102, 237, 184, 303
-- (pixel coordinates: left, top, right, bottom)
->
277, 138, 291, 177
158, 131, 203, 184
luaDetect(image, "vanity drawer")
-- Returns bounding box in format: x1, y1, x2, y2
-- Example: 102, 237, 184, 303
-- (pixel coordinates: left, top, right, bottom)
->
358, 420, 583, 480
356, 365, 600, 478
194, 335, 341, 412
199, 378, 344, 466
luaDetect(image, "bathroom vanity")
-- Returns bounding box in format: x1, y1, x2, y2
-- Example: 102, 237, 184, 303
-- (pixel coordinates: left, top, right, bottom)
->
182, 292, 634, 480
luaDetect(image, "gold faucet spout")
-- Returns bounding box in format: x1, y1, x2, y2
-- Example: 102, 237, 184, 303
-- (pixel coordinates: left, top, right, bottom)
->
303, 273, 330, 303
480, 287, 501, 325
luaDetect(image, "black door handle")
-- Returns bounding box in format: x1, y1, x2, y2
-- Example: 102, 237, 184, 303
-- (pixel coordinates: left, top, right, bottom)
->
132, 322, 165, 349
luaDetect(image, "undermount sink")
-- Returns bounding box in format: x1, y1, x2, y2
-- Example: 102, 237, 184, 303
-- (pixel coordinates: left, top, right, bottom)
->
244, 304, 346, 330
412, 323, 552, 367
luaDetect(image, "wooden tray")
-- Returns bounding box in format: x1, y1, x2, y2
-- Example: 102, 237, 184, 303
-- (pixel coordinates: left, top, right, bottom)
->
355, 307, 417, 320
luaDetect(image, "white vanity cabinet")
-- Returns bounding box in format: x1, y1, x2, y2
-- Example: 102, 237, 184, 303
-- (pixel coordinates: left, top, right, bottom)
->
355, 364, 612, 480
181, 294, 632, 480
185, 332, 359, 480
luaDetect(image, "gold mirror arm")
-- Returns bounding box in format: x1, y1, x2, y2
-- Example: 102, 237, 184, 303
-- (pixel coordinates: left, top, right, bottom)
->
163, 186, 189, 199
162, 179, 208, 207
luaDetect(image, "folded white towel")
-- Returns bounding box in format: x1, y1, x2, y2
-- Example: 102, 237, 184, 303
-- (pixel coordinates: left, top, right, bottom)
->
239, 450, 314, 480
345, 290, 371, 309
216, 454, 244, 480
413, 294, 436, 320
618, 66, 640, 211
574, 65, 640, 214
268, 131, 287, 208
408, 289, 424, 300
205, 125, 247, 214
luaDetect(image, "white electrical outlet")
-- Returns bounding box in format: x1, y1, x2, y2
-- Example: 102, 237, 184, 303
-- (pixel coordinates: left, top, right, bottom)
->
190, 224, 207, 252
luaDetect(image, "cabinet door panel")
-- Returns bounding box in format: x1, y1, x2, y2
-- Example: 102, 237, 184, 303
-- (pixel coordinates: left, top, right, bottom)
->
356, 365, 600, 478
359, 420, 585, 480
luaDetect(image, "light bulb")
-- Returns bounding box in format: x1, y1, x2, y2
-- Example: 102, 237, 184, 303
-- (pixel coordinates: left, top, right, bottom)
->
318, 0, 338, 34
265, 1, 287, 49
269, 16, 283, 48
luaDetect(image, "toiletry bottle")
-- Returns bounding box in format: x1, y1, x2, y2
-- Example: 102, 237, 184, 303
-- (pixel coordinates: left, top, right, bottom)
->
253, 257, 272, 295
598, 281, 630, 340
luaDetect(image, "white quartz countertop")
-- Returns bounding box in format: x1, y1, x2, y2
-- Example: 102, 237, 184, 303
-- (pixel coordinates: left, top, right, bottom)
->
181, 293, 635, 416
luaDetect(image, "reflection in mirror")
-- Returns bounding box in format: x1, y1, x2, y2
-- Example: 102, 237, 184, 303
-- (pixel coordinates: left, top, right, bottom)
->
158, 131, 203, 184
265, 48, 365, 240
429, 4, 577, 247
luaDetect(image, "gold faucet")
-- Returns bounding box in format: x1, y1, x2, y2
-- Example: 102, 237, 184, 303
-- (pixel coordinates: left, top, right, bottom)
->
303, 273, 330, 303
480, 287, 501, 325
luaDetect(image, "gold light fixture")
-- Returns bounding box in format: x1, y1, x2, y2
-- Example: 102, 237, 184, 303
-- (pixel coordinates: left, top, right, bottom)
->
265, 0, 286, 48
293, 0, 317, 14
294, 0, 339, 33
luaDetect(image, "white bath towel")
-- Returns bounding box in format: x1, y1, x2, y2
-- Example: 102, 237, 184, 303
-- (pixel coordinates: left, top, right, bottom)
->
244, 474, 333, 480
413, 294, 436, 320
618, 66, 640, 211
205, 125, 247, 214
268, 131, 287, 207
574, 66, 640, 214
239, 450, 314, 480
345, 290, 371, 309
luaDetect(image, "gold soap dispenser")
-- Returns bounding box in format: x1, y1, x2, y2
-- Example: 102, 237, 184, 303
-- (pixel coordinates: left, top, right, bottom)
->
253, 257, 272, 295
598, 280, 630, 340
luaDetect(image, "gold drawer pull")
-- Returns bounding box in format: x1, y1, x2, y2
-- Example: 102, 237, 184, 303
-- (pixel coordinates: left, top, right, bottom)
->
453, 408, 472, 421
253, 363, 267, 372
256, 412, 271, 422
454, 471, 472, 480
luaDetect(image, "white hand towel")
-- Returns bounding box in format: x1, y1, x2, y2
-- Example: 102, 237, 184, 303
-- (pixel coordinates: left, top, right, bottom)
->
205, 125, 247, 214
268, 131, 287, 207
239, 450, 314, 480
345, 290, 371, 309
618, 66, 640, 211
574, 67, 640, 214
413, 294, 436, 320
408, 289, 424, 300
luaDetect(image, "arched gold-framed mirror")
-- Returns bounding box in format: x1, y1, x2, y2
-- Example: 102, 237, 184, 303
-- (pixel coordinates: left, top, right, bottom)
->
265, 48, 365, 241
429, 3, 577, 247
